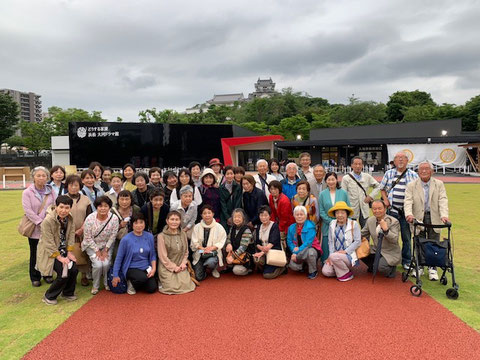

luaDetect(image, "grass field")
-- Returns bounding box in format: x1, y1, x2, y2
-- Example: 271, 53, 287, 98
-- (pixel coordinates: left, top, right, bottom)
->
0, 185, 479, 359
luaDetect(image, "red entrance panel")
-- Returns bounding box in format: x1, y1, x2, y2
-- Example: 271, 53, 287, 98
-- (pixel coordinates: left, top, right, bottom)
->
221, 135, 285, 166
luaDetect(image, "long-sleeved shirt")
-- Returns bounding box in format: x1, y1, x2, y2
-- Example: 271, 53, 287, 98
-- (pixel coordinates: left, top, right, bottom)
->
341, 172, 380, 219
112, 231, 156, 277
81, 212, 119, 252
170, 200, 197, 230
226, 226, 253, 256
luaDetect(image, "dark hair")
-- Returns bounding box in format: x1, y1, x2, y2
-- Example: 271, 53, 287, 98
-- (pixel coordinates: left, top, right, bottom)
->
200, 204, 215, 215
117, 190, 133, 203
65, 174, 82, 189
223, 165, 234, 175
296, 180, 311, 192
268, 158, 280, 173
148, 167, 162, 177
268, 180, 283, 193
325, 172, 341, 189
88, 161, 104, 176
49, 165, 66, 181
56, 195, 73, 207
149, 188, 165, 200
80, 169, 96, 180
103, 167, 112, 174
188, 161, 202, 173
351, 156, 363, 165
166, 210, 182, 221
258, 205, 271, 215
122, 163, 136, 181
201, 173, 215, 185
133, 171, 149, 185
176, 168, 194, 192
233, 166, 245, 175
163, 170, 177, 185
94, 195, 112, 209
241, 174, 255, 187
131, 212, 145, 223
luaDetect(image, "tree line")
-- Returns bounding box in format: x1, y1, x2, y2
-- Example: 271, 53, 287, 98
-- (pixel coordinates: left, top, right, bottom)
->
1, 88, 479, 154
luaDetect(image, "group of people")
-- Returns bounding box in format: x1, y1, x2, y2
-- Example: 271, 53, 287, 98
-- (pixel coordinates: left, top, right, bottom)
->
21, 151, 449, 305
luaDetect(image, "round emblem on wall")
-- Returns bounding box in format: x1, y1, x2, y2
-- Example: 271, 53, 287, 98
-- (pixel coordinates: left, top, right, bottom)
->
440, 148, 456, 163
402, 149, 414, 163
77, 127, 87, 138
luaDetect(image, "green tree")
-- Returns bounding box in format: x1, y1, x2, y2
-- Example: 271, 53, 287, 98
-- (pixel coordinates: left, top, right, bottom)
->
4, 135, 25, 149
47, 106, 106, 136
0, 92, 20, 145
273, 115, 311, 140
329, 101, 387, 125
19, 120, 54, 155
401, 105, 437, 122
138, 108, 184, 123
463, 95, 480, 131
386, 90, 436, 122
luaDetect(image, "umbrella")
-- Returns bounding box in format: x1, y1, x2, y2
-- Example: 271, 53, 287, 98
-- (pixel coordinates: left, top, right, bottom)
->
372, 231, 385, 283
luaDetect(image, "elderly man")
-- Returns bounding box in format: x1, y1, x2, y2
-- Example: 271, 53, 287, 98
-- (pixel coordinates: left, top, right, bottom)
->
298, 152, 315, 182
308, 164, 327, 199
281, 162, 301, 200
404, 160, 449, 281
341, 156, 380, 228
380, 152, 418, 269
361, 200, 401, 278
253, 159, 276, 198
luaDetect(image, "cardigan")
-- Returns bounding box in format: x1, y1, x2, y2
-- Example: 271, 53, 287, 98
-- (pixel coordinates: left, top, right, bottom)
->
219, 181, 243, 231
141, 202, 169, 236
255, 221, 281, 250
170, 186, 203, 206
170, 200, 198, 230
112, 231, 156, 278
132, 184, 155, 208
328, 219, 361, 266
22, 183, 57, 239
242, 187, 268, 225
191, 220, 227, 266
318, 188, 351, 237
269, 193, 295, 233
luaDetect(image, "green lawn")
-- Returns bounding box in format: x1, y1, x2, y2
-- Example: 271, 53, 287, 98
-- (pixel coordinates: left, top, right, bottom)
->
0, 185, 479, 359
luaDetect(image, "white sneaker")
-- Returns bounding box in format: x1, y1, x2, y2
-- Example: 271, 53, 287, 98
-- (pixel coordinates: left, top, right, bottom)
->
158, 283, 163, 292
428, 267, 439, 281
212, 269, 220, 278
411, 267, 424, 278
127, 280, 136, 295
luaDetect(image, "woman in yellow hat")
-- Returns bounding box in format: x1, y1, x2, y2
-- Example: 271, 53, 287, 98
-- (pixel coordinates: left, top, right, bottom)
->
321, 201, 361, 282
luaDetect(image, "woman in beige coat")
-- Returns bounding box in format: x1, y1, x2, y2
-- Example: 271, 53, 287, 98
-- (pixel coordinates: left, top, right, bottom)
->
157, 211, 195, 295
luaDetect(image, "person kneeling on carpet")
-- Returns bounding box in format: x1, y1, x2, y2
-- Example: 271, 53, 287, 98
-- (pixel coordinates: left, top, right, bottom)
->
322, 202, 361, 282
253, 205, 287, 279
37, 195, 78, 305
157, 211, 196, 295
287, 205, 321, 279
111, 213, 157, 295
191, 204, 226, 281
225, 208, 254, 276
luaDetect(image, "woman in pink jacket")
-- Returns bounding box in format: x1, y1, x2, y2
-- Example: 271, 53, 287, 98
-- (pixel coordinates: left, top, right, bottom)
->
21, 166, 57, 287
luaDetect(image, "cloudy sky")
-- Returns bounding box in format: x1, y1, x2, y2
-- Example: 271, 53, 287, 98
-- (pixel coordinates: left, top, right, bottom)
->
1, 0, 479, 121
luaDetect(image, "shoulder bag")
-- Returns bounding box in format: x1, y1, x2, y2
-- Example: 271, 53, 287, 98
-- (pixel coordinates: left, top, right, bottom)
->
348, 173, 372, 208
18, 193, 51, 237
266, 227, 287, 267
351, 220, 370, 259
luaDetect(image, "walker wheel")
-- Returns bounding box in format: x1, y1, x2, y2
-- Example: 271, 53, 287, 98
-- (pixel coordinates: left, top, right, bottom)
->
402, 272, 408, 282
410, 285, 422, 297
446, 288, 459, 300
440, 277, 447, 286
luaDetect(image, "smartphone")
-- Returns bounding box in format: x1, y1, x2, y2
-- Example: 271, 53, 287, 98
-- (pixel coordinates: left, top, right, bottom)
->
198, 250, 204, 254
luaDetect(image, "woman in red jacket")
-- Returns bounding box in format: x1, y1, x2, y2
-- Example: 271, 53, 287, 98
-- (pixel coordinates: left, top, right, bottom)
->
268, 180, 295, 251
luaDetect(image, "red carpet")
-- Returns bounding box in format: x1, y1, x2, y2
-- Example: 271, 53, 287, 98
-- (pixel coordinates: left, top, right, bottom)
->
25, 267, 480, 360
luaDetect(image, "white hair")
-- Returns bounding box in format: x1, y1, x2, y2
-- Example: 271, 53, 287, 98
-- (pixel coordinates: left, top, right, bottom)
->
31, 166, 49, 178
285, 162, 298, 171
256, 159, 268, 167
293, 205, 307, 216
313, 164, 325, 170
418, 160, 434, 170
394, 151, 408, 159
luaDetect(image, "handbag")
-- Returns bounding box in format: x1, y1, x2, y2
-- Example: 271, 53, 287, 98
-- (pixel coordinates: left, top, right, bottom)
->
201, 250, 218, 260
18, 193, 51, 237
107, 267, 127, 294
350, 220, 370, 259
228, 250, 250, 265
266, 249, 287, 267
71, 238, 88, 266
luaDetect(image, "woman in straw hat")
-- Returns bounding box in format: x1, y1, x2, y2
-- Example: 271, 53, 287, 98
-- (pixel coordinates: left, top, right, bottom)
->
321, 201, 361, 282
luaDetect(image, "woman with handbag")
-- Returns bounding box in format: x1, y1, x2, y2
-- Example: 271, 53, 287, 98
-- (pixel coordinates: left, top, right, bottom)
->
65, 174, 93, 287
157, 211, 196, 295
21, 166, 57, 287
82, 196, 119, 294
321, 201, 361, 282
225, 208, 254, 276
253, 205, 286, 279
191, 204, 227, 281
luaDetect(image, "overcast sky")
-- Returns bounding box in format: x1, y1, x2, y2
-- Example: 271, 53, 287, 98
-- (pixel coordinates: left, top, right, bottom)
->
1, 0, 479, 121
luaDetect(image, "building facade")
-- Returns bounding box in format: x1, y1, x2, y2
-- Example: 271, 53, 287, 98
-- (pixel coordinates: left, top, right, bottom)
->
1, 89, 42, 122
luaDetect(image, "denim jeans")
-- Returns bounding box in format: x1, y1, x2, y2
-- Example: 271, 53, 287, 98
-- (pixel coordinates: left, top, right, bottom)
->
388, 209, 411, 266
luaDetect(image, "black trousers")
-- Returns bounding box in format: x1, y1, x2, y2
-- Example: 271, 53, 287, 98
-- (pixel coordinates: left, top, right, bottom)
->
126, 268, 157, 293
362, 254, 396, 278
28, 238, 42, 282
45, 259, 78, 300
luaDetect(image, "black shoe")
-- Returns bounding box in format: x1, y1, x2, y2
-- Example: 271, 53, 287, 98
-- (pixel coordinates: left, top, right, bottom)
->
32, 280, 41, 287
44, 276, 54, 284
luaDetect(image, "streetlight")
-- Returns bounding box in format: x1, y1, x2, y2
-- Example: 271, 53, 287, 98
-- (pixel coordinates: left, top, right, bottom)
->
296, 134, 302, 141
441, 130, 448, 136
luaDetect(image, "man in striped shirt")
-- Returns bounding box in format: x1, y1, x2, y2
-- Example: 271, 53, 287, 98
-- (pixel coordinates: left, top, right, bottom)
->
380, 152, 418, 269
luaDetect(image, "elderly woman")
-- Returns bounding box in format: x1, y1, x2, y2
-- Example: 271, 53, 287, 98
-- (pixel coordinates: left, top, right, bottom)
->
225, 208, 254, 276
112, 213, 157, 295
22, 166, 57, 286
220, 165, 242, 232
48, 165, 66, 196
81, 169, 105, 212
199, 168, 221, 221
111, 190, 141, 260
106, 172, 123, 207
65, 174, 93, 287
254, 159, 276, 198
170, 168, 202, 205
318, 172, 350, 263
132, 171, 154, 208
287, 205, 322, 279
148, 167, 163, 189
191, 204, 227, 281
170, 185, 198, 241
157, 211, 196, 295
292, 180, 319, 224
122, 163, 137, 192
242, 175, 268, 229
281, 162, 301, 200
253, 205, 286, 279
268, 158, 284, 182
322, 201, 361, 282
89, 161, 110, 192
82, 196, 119, 294
268, 180, 295, 249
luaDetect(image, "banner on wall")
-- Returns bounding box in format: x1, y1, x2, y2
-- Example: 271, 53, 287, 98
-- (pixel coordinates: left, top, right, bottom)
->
387, 143, 467, 168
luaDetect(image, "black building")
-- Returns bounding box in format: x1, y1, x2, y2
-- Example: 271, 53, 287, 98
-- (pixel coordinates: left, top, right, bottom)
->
69, 122, 255, 168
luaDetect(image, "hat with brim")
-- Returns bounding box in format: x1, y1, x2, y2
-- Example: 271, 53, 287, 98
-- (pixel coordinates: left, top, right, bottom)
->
209, 158, 223, 168
328, 201, 354, 218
